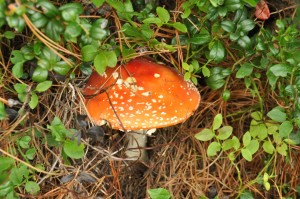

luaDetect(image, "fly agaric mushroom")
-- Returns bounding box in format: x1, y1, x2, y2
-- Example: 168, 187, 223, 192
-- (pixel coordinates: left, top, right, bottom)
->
83, 57, 200, 161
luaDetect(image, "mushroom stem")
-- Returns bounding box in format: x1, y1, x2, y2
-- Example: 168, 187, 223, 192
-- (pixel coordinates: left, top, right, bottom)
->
125, 130, 148, 161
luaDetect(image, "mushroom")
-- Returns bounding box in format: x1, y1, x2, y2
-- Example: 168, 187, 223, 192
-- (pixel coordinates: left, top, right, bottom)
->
82, 57, 200, 161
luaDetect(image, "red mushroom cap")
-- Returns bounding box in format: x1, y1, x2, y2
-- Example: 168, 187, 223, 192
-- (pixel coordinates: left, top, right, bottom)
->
83, 57, 200, 130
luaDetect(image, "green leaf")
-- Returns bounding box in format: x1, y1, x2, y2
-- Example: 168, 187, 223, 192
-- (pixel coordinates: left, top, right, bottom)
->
140, 24, 154, 39
181, 8, 191, 19
263, 140, 275, 154
195, 128, 215, 141
267, 107, 286, 122
213, 114, 222, 130
236, 63, 253, 78
94, 51, 117, 75
217, 126, 233, 140
256, 123, 268, 140
59, 3, 83, 22
35, 81, 52, 92
239, 191, 254, 199
279, 121, 293, 138
32, 67, 48, 82
251, 111, 263, 121
11, 50, 25, 64
210, 0, 224, 7
90, 19, 109, 40
189, 30, 211, 45
36, 1, 59, 18
209, 40, 225, 63
0, 157, 14, 173
232, 136, 240, 150
237, 35, 252, 49
156, 7, 170, 23
29, 12, 47, 28
91, 0, 105, 7
221, 20, 235, 33
25, 181, 40, 195
184, 71, 191, 80
143, 17, 162, 24
243, 131, 251, 146
207, 141, 221, 156
168, 22, 187, 33
25, 148, 36, 160
222, 89, 231, 101
241, 148, 252, 161
225, 0, 243, 11
63, 139, 85, 159
206, 67, 231, 90
148, 188, 171, 199
64, 22, 82, 41
47, 117, 69, 142
246, 139, 259, 154
9, 165, 29, 186
242, 0, 259, 7
45, 19, 64, 42
6, 15, 25, 32
277, 143, 287, 156
222, 139, 234, 151
270, 64, 292, 77
18, 136, 31, 149
0, 102, 7, 120
202, 66, 210, 77
12, 62, 24, 78
81, 45, 98, 62
4, 31, 15, 39
237, 19, 255, 33
14, 83, 27, 94
29, 92, 38, 109
264, 182, 271, 191
53, 61, 71, 75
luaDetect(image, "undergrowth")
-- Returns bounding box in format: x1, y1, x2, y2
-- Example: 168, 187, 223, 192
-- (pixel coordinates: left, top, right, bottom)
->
0, 0, 300, 198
